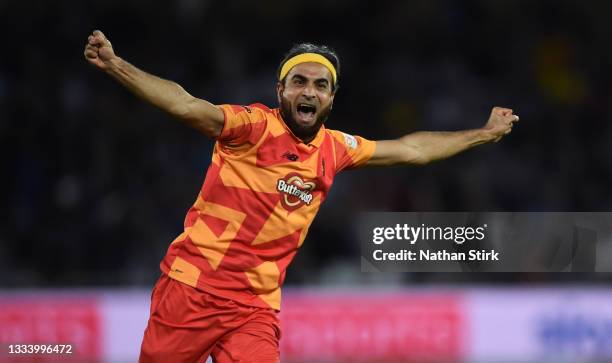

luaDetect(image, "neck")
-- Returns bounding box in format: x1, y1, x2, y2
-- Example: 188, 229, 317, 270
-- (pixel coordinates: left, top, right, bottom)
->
300, 133, 317, 144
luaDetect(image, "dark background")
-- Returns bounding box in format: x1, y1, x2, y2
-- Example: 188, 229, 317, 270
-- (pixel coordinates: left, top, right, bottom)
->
1, 0, 611, 287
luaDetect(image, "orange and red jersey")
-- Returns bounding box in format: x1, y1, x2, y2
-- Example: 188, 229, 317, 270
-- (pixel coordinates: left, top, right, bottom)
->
160, 103, 376, 310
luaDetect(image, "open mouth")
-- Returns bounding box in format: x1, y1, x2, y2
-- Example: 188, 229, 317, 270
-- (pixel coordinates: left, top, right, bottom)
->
296, 103, 317, 123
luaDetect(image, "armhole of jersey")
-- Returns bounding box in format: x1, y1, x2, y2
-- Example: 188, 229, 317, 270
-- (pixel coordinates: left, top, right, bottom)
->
216, 112, 269, 160
330, 132, 338, 172
351, 137, 376, 169
215, 105, 229, 141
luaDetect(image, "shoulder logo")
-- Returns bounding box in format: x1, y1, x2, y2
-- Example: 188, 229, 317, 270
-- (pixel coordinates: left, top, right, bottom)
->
342, 133, 358, 149
277, 173, 316, 211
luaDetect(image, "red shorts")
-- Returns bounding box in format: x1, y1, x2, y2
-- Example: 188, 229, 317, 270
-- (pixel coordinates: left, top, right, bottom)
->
139, 274, 281, 363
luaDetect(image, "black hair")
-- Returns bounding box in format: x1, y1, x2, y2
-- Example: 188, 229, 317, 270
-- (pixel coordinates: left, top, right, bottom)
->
277, 43, 341, 92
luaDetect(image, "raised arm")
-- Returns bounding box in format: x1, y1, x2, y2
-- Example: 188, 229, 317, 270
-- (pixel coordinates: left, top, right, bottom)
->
83, 30, 224, 138
367, 107, 519, 166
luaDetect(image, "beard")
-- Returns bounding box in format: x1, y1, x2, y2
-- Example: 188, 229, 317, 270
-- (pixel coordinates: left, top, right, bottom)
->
279, 97, 332, 142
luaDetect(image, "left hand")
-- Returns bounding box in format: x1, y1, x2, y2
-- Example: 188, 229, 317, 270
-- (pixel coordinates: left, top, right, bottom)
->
483, 106, 520, 142
84, 30, 117, 72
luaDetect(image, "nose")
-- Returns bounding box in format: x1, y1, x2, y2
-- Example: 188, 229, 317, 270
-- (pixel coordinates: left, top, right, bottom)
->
302, 84, 316, 99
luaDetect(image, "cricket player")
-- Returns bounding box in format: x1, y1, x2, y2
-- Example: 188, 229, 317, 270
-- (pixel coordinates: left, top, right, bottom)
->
84, 30, 518, 363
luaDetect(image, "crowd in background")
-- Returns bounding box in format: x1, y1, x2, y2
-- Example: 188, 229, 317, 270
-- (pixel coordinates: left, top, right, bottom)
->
1, 0, 611, 287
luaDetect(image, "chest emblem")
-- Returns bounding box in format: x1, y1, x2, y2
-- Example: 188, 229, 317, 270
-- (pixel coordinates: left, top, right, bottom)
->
282, 151, 299, 161
277, 173, 316, 211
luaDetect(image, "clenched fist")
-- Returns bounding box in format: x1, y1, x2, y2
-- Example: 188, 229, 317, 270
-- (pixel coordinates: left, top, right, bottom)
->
483, 107, 520, 142
84, 30, 116, 70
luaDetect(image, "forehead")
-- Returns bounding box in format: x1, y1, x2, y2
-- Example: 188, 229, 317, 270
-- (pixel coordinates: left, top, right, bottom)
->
286, 62, 333, 83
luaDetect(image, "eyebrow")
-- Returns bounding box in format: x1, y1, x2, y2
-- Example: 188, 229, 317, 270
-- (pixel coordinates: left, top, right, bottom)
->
290, 74, 330, 86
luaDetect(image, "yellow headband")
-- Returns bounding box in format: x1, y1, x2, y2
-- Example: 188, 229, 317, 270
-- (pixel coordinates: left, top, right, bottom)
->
279, 53, 337, 85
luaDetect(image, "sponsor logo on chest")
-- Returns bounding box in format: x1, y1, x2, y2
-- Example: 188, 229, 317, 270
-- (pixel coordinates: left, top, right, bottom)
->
277, 173, 316, 211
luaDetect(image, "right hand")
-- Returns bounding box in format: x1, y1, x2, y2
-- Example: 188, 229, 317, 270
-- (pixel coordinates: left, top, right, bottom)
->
84, 30, 116, 71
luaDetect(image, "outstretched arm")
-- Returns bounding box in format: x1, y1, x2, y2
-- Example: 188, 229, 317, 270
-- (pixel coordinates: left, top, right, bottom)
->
366, 107, 519, 166
83, 30, 224, 138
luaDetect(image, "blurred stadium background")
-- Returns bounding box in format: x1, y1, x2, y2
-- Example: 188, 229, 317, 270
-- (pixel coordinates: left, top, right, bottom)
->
1, 0, 611, 362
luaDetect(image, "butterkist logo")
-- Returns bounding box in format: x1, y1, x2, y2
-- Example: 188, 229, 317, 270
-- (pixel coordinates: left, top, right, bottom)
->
277, 173, 316, 211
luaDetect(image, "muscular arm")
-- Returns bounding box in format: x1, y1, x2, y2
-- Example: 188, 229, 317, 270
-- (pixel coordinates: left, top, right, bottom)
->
84, 30, 223, 138
367, 107, 519, 167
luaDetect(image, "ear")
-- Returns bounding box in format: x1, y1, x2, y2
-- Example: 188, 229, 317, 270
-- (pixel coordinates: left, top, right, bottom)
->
276, 81, 284, 104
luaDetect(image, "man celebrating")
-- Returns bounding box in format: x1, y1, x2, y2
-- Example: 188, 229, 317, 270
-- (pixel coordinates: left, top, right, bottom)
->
84, 30, 518, 363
